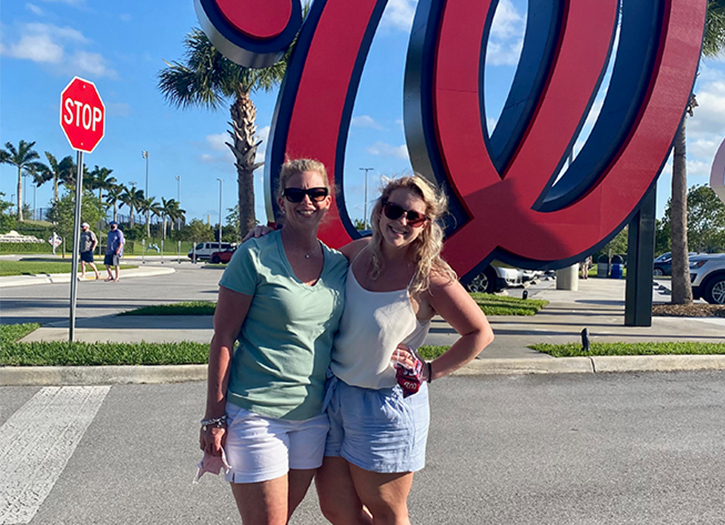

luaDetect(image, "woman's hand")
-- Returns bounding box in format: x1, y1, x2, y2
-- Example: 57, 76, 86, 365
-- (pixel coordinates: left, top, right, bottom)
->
241, 224, 274, 242
199, 424, 226, 456
391, 344, 430, 382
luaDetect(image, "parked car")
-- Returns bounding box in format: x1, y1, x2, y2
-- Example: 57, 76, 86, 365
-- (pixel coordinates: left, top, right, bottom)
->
209, 246, 236, 264
465, 264, 523, 294
187, 242, 234, 261
689, 253, 725, 304
653, 252, 698, 276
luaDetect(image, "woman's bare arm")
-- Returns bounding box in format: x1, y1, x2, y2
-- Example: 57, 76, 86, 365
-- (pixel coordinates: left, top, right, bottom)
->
423, 274, 494, 380
201, 286, 252, 455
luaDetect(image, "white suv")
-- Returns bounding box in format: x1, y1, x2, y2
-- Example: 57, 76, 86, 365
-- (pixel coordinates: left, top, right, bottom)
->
690, 253, 725, 305
466, 264, 523, 294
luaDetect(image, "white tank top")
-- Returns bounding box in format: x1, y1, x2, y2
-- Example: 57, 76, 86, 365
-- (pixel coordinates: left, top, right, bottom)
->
330, 261, 431, 389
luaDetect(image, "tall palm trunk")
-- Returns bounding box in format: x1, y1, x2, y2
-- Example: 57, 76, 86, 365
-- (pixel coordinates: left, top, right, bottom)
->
54, 177, 59, 204
229, 92, 263, 239
16, 166, 23, 221
671, 116, 692, 304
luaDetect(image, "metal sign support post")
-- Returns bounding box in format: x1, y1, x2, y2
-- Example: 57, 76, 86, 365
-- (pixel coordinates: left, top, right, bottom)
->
69, 150, 84, 342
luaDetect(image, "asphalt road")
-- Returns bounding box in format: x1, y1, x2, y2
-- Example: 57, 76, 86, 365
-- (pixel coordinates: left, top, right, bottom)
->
3, 372, 725, 524
0, 261, 222, 326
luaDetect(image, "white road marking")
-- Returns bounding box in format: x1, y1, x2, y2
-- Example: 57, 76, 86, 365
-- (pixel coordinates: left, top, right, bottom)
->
0, 386, 110, 524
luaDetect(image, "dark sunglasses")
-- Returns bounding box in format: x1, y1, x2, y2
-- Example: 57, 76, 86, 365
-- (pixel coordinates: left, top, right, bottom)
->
283, 187, 329, 203
382, 200, 429, 227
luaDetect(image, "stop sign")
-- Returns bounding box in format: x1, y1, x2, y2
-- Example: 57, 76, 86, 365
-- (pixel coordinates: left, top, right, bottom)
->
60, 77, 105, 153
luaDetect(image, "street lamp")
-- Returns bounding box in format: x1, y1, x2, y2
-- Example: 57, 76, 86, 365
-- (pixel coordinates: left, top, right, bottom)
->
175, 175, 181, 230
217, 178, 223, 243
359, 167, 374, 229
142, 151, 149, 229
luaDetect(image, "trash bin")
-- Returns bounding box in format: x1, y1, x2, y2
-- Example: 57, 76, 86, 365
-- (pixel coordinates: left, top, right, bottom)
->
610, 254, 624, 279
597, 255, 609, 278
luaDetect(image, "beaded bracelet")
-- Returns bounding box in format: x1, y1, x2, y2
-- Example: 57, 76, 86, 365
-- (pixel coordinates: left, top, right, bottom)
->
200, 415, 227, 432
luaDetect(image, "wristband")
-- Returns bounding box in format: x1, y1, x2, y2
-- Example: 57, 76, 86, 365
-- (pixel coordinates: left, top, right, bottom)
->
427, 361, 432, 383
200, 415, 227, 431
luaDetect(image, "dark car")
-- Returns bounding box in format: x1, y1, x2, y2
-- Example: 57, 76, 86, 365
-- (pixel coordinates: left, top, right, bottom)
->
653, 253, 698, 276
209, 247, 236, 264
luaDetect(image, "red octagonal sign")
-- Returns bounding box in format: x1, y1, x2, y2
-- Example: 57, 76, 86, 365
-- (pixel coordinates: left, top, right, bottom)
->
60, 77, 105, 153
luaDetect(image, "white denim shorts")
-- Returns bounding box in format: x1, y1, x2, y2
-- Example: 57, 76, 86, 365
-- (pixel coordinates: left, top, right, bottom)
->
223, 402, 330, 484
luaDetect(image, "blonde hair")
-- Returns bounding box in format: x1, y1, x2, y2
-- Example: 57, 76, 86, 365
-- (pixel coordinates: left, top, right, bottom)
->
276, 158, 330, 198
368, 175, 457, 295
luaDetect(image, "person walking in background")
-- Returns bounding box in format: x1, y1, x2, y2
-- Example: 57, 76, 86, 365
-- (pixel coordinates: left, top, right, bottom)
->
104, 221, 124, 282
580, 255, 592, 280
78, 222, 100, 280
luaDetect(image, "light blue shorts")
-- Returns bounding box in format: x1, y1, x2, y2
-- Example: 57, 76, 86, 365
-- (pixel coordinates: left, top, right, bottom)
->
324, 376, 429, 473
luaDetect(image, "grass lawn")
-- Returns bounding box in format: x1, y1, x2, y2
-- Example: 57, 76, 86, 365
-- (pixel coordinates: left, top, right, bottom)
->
469, 293, 548, 315
119, 301, 216, 316
530, 342, 725, 357
0, 323, 209, 366
0, 258, 136, 276
121, 294, 548, 317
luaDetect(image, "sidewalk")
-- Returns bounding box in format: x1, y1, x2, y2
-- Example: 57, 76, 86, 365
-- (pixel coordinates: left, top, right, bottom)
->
0, 264, 176, 288
2, 277, 725, 386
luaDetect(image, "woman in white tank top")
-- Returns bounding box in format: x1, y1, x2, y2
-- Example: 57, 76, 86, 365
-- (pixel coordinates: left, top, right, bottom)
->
316, 176, 495, 525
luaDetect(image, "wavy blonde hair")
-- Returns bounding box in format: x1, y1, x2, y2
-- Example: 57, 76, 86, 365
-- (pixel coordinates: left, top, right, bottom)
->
368, 175, 456, 295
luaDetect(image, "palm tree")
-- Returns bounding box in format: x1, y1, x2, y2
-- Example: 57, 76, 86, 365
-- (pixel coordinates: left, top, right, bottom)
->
138, 196, 162, 237
105, 184, 124, 223
670, 0, 725, 304
158, 28, 291, 238
167, 199, 186, 234
119, 185, 144, 228
0, 140, 45, 220
37, 153, 75, 204
87, 165, 116, 203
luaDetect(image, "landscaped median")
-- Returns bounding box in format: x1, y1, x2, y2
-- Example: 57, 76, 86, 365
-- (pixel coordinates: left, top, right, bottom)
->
118, 294, 549, 317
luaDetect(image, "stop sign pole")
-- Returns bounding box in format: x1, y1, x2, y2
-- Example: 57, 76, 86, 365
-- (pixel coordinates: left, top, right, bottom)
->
60, 77, 105, 342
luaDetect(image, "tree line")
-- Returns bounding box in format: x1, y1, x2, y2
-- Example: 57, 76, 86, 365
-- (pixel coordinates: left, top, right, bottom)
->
0, 139, 188, 243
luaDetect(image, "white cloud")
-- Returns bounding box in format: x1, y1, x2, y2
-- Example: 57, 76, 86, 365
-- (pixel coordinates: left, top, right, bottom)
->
206, 133, 229, 151
26, 3, 44, 15
1, 22, 115, 77
70, 50, 116, 78
26, 23, 87, 42
366, 141, 408, 159
352, 115, 384, 130
4, 33, 63, 63
255, 126, 270, 165
489, 0, 523, 39
486, 0, 525, 66
380, 0, 417, 32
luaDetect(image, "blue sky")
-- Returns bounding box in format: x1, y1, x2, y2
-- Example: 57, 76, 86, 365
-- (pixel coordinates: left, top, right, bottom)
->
2, 0, 724, 226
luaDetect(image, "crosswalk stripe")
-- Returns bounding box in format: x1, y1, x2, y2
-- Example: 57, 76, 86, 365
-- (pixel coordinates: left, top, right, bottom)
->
0, 386, 110, 524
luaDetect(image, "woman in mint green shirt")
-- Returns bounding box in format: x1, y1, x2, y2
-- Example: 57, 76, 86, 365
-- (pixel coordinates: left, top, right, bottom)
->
199, 159, 347, 524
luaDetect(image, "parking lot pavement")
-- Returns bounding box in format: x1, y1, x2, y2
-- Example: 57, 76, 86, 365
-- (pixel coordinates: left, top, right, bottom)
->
3, 373, 725, 524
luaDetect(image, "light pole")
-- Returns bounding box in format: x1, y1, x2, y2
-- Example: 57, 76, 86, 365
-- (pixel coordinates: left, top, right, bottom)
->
359, 167, 374, 229
175, 175, 181, 230
217, 178, 223, 243
141, 150, 149, 230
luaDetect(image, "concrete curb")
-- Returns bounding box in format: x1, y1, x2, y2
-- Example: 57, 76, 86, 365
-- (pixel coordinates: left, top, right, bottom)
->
0, 364, 207, 386
4, 355, 725, 386
591, 354, 725, 373
454, 357, 594, 375
0, 266, 176, 288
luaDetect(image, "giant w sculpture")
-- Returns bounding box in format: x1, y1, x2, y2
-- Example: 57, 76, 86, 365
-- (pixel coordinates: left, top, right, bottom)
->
196, 0, 706, 282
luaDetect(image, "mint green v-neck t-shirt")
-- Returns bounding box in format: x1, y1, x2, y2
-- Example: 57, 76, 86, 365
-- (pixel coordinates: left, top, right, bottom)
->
219, 230, 347, 420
